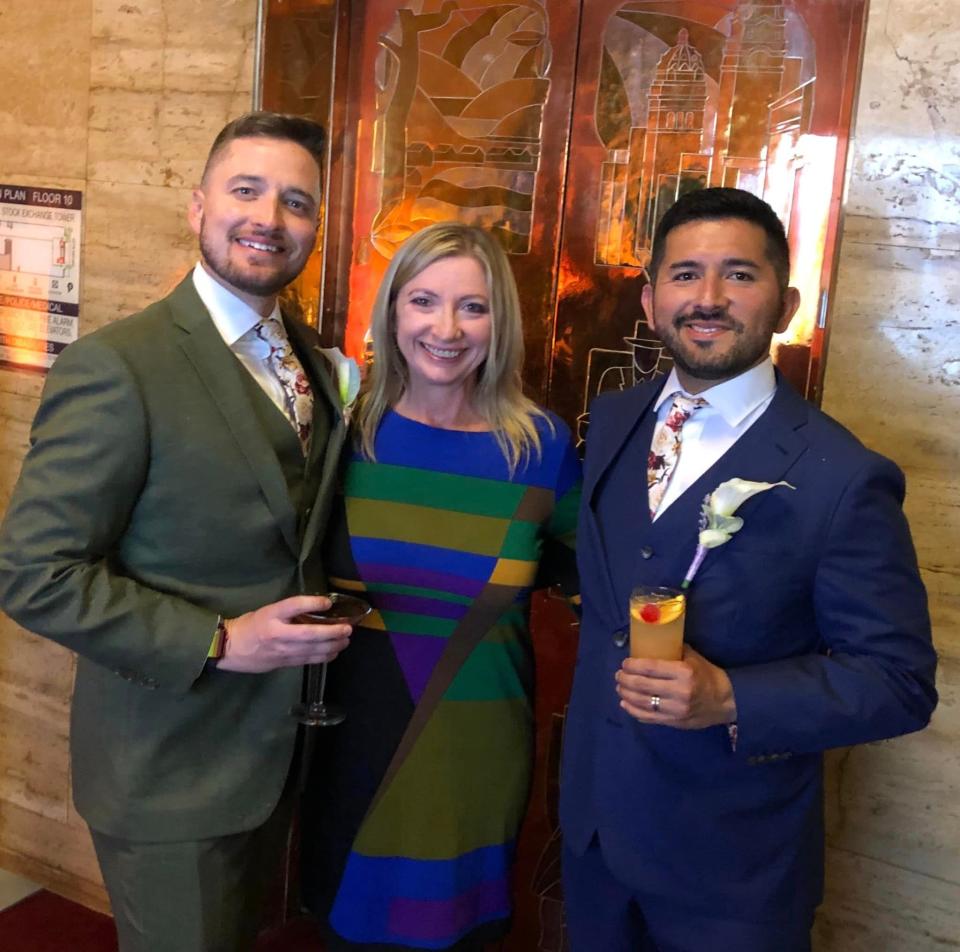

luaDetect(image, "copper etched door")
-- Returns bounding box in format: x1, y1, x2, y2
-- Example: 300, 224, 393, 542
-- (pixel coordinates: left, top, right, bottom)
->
264, 0, 866, 425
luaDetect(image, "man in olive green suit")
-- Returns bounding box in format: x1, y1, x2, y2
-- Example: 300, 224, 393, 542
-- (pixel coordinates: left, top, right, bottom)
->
0, 113, 353, 951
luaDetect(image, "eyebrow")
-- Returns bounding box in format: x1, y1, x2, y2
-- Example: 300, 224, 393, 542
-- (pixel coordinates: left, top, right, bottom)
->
405, 287, 489, 299
668, 257, 761, 270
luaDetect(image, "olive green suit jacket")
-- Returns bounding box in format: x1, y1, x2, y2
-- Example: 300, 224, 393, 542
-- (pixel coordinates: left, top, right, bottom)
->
0, 276, 347, 841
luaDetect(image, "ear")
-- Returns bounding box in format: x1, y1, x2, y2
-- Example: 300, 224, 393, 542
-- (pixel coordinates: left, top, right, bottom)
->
187, 188, 204, 238
641, 280, 657, 334
776, 286, 801, 335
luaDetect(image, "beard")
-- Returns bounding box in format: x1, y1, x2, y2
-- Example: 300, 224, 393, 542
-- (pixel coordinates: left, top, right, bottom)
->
198, 221, 305, 299
658, 307, 779, 381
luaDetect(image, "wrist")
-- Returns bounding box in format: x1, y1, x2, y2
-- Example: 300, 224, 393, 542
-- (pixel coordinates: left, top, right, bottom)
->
720, 671, 737, 722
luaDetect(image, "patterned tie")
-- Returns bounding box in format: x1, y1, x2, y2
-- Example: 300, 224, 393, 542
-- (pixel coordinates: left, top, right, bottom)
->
647, 392, 708, 517
253, 315, 313, 455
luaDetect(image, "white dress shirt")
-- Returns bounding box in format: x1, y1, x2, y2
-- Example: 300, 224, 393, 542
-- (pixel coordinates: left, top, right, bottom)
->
651, 358, 777, 519
191, 263, 292, 419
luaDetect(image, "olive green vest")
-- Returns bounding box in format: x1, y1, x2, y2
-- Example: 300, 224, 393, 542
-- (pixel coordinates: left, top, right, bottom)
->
236, 358, 332, 544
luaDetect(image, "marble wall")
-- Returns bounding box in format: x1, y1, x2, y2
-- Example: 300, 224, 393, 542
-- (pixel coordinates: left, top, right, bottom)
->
0, 0, 957, 942
0, 0, 258, 909
817, 0, 960, 947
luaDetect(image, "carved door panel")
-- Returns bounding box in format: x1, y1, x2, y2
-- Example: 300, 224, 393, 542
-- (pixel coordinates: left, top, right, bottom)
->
336, 0, 580, 404
553, 0, 868, 436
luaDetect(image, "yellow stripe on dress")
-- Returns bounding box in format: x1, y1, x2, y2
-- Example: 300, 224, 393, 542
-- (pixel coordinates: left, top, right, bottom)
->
489, 558, 538, 587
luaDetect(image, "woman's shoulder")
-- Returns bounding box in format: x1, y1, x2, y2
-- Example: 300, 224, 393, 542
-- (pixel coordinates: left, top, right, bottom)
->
519, 408, 580, 488
529, 407, 575, 451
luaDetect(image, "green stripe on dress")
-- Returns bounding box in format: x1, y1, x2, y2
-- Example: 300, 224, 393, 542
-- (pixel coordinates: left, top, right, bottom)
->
445, 640, 531, 701
347, 462, 527, 516
499, 519, 542, 560
378, 611, 458, 637
362, 581, 473, 605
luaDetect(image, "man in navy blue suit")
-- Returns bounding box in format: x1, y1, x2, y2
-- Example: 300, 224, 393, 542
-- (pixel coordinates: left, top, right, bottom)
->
559, 188, 937, 952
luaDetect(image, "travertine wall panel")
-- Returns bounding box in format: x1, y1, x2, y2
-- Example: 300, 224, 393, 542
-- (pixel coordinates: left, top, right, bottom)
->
82, 181, 197, 332
0, 798, 107, 913
819, 0, 960, 946
825, 663, 959, 883
815, 848, 960, 950
0, 659, 71, 820
823, 233, 960, 480
0, 2, 92, 180
845, 0, 960, 224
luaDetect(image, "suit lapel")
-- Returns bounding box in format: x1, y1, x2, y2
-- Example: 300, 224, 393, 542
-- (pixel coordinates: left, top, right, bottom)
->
284, 317, 348, 561
584, 376, 811, 626
168, 278, 300, 556
584, 381, 663, 509
581, 381, 663, 632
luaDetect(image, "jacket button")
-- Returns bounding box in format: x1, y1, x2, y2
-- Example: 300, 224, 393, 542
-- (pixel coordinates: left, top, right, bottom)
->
640, 546, 653, 559
613, 627, 628, 648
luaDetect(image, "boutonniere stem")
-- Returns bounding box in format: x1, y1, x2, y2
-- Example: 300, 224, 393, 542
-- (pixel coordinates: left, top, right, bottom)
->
318, 347, 361, 423
681, 478, 794, 589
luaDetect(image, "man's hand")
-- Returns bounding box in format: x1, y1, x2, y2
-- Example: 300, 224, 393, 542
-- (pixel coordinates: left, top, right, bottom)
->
615, 645, 737, 729
217, 595, 352, 674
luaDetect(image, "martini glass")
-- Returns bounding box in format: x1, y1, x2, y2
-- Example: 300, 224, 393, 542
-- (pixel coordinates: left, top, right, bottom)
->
290, 593, 371, 727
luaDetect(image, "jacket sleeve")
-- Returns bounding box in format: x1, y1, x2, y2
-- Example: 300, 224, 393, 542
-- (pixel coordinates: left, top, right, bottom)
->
0, 336, 217, 693
727, 452, 938, 757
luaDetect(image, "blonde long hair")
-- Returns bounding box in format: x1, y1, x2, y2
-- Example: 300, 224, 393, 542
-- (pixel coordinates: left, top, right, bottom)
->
356, 222, 549, 473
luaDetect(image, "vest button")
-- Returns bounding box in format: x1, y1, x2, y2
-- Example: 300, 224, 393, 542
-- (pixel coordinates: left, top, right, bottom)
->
640, 546, 654, 559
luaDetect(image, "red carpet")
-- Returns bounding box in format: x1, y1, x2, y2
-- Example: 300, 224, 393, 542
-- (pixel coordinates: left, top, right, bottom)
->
0, 890, 324, 951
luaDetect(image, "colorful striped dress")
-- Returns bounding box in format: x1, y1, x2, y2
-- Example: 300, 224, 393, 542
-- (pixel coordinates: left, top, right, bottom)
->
301, 409, 580, 951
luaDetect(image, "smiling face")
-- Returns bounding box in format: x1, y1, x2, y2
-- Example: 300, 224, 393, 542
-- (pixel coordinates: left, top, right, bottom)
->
187, 136, 321, 315
641, 217, 800, 393
393, 254, 493, 404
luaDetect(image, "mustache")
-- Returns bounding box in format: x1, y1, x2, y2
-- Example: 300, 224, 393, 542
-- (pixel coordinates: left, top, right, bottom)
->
230, 225, 286, 243
673, 308, 740, 330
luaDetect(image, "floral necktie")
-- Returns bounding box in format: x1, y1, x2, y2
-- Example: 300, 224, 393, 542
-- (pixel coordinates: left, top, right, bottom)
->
647, 392, 708, 517
253, 315, 313, 455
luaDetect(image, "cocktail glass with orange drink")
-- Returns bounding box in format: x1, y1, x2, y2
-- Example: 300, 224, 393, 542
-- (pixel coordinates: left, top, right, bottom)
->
629, 586, 686, 660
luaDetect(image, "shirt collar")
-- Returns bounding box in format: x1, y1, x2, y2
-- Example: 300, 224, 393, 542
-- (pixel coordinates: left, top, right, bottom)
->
191, 263, 280, 347
653, 358, 776, 428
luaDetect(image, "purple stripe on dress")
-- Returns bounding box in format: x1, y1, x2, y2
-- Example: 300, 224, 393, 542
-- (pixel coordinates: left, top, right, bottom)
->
376, 592, 467, 620
387, 878, 510, 943
357, 562, 486, 598
390, 631, 448, 702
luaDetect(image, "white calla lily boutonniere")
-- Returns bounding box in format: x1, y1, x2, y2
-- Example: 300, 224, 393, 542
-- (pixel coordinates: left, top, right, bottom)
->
319, 347, 361, 423
681, 478, 794, 589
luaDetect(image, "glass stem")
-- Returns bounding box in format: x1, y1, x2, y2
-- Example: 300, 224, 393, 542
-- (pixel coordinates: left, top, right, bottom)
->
316, 661, 329, 705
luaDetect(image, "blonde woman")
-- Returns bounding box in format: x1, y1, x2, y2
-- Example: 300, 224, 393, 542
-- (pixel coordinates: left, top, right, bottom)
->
301, 222, 581, 951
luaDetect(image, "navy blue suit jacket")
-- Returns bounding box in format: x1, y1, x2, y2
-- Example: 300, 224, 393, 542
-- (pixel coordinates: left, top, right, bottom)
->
559, 375, 937, 923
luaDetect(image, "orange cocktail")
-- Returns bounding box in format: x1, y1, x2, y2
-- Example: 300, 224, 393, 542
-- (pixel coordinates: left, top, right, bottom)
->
629, 586, 685, 660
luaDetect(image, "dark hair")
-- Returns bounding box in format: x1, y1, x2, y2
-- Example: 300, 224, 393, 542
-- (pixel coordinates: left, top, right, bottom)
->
201, 111, 326, 182
648, 187, 791, 291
